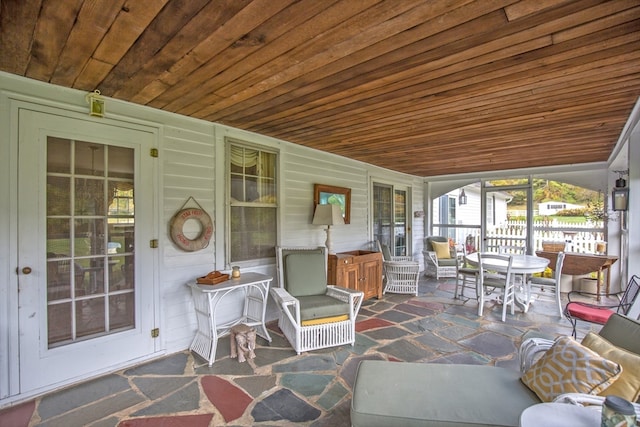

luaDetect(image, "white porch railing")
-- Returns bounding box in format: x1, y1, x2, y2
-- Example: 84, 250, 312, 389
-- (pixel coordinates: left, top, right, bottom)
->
437, 219, 605, 255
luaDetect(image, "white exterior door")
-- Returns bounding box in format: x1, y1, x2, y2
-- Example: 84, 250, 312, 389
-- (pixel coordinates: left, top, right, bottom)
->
17, 109, 158, 394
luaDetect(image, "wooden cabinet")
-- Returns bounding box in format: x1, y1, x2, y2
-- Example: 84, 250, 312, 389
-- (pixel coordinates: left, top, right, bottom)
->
328, 250, 383, 300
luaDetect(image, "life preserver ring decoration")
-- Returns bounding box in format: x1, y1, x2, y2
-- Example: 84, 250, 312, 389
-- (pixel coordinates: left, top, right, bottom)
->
169, 207, 214, 252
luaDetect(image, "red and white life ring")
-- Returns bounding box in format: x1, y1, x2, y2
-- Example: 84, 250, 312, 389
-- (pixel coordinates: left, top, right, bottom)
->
169, 208, 214, 252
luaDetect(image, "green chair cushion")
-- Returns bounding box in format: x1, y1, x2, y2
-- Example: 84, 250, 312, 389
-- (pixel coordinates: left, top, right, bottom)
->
351, 361, 540, 427
599, 314, 640, 355
529, 277, 556, 286
381, 244, 392, 261
284, 252, 327, 297
425, 236, 448, 252
292, 295, 350, 321
438, 258, 458, 267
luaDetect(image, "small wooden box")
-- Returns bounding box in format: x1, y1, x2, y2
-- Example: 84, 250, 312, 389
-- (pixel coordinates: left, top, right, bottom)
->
196, 273, 230, 285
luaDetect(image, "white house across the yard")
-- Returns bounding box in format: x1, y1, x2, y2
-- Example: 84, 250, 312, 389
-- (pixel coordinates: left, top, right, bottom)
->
538, 201, 583, 215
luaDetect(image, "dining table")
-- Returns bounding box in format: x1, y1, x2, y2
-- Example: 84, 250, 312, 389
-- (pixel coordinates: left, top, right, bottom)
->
465, 252, 550, 312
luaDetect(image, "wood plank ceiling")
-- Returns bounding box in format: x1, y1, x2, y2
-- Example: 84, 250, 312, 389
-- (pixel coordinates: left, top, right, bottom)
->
1, 0, 639, 177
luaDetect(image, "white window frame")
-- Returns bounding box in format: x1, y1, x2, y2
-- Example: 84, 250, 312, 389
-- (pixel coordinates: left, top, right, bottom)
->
226, 139, 279, 266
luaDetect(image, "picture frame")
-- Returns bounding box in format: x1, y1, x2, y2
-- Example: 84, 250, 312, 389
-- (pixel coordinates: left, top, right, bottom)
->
313, 184, 351, 224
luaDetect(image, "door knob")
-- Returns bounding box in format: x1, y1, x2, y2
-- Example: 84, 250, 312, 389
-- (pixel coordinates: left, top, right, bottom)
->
22, 267, 32, 275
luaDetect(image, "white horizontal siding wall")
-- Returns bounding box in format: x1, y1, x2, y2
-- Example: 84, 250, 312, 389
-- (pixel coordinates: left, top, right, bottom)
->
160, 123, 217, 352
280, 144, 370, 251
0, 73, 427, 398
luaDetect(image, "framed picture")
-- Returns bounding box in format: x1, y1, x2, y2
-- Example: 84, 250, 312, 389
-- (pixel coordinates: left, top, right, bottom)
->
314, 184, 351, 224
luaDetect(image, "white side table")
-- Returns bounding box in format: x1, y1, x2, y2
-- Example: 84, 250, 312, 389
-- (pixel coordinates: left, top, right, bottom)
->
187, 272, 273, 366
520, 403, 601, 427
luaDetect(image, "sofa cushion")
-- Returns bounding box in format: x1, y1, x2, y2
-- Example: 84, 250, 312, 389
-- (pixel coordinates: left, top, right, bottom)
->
284, 252, 327, 297
351, 361, 540, 427
582, 332, 640, 401
431, 241, 451, 259
521, 336, 621, 402
599, 313, 640, 355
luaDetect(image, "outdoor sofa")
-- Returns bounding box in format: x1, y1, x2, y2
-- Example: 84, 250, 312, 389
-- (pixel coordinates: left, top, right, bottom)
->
351, 313, 640, 427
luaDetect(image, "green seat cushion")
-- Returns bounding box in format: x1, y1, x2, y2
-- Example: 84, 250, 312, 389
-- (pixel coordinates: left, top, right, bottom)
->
291, 295, 350, 321
438, 258, 458, 267
351, 361, 540, 427
284, 252, 327, 297
529, 277, 556, 286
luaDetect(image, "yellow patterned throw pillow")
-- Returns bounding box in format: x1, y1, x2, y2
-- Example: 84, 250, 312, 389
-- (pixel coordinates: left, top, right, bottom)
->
521, 336, 622, 402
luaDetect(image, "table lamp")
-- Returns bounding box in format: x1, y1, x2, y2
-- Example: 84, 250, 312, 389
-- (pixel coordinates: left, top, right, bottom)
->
312, 204, 344, 253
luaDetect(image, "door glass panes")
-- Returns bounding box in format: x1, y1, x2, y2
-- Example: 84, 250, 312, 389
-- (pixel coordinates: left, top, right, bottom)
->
373, 184, 393, 249
394, 190, 407, 256
46, 138, 135, 347
374, 184, 409, 256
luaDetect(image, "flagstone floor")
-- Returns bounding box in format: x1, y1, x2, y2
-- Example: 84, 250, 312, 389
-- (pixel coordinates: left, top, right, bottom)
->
1, 277, 596, 427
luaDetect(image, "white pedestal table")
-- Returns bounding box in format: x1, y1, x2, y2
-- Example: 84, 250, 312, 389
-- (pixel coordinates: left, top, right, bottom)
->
465, 253, 550, 312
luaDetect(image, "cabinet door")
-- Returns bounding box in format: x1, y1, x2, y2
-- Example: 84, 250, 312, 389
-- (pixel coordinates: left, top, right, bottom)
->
361, 259, 383, 299
337, 263, 360, 292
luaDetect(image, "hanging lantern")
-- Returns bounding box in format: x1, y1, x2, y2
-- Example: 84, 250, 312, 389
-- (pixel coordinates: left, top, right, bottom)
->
611, 178, 629, 211
459, 189, 467, 205
85, 90, 105, 117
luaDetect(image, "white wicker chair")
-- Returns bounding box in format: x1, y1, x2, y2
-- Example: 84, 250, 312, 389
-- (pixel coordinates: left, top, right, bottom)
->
271, 246, 364, 354
423, 236, 458, 279
383, 260, 420, 295
377, 240, 413, 263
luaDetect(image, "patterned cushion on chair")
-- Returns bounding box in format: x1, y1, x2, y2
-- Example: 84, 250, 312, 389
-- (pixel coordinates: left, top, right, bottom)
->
521, 336, 621, 402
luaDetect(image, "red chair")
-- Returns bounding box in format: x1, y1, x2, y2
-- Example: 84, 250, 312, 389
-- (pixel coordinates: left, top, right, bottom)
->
564, 274, 640, 337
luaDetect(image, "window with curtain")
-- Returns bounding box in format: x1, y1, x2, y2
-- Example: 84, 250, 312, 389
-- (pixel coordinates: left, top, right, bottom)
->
228, 142, 278, 263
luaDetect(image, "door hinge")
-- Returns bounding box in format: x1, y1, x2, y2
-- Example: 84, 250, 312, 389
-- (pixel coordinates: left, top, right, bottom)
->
150, 148, 158, 158
150, 239, 158, 248
151, 328, 159, 338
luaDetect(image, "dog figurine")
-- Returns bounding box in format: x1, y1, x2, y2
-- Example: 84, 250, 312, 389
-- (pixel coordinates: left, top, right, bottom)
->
230, 324, 257, 363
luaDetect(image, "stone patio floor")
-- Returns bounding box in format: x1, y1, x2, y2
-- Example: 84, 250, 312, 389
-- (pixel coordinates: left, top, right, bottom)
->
0, 276, 597, 427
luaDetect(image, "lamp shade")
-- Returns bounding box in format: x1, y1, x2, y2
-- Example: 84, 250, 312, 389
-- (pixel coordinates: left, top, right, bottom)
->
312, 204, 344, 226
